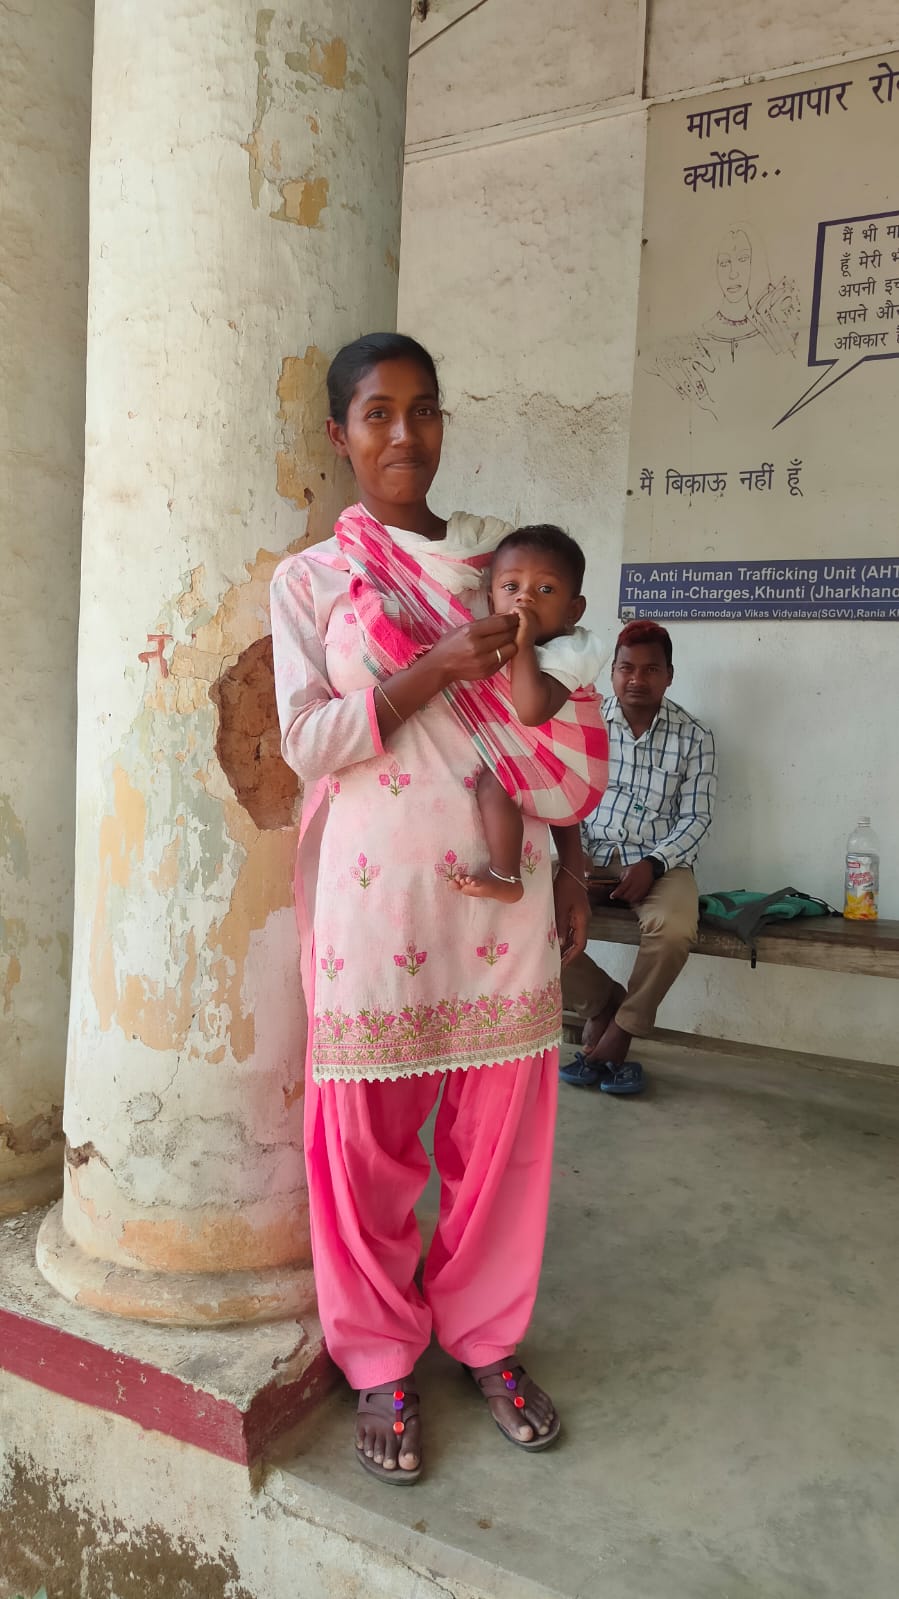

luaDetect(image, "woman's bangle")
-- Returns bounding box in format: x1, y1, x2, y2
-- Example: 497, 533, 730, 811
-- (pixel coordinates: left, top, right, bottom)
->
558, 862, 588, 892
375, 681, 404, 724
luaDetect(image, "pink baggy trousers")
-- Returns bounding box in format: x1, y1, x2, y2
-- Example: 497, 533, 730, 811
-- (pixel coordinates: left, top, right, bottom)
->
304, 1051, 559, 1389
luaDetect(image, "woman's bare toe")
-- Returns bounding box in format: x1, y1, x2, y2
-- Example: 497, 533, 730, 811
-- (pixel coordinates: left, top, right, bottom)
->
355, 1379, 422, 1483
467, 1359, 560, 1450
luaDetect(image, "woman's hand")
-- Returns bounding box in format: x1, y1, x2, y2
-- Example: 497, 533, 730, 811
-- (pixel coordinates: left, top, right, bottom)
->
427, 613, 518, 686
553, 867, 589, 967
373, 615, 517, 739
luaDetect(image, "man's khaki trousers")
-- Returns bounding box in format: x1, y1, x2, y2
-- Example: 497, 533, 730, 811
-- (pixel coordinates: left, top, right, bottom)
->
563, 865, 699, 1037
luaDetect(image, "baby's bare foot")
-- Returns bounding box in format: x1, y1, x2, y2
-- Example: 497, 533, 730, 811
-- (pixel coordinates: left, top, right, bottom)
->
452, 871, 524, 904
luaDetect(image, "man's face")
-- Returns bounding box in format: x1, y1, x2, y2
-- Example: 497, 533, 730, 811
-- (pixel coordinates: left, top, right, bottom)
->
611, 642, 673, 716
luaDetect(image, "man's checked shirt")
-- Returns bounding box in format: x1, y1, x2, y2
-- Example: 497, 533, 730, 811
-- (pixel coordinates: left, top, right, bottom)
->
581, 695, 717, 872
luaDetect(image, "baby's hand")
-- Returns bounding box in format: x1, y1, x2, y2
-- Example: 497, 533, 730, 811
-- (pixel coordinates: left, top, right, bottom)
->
514, 605, 540, 649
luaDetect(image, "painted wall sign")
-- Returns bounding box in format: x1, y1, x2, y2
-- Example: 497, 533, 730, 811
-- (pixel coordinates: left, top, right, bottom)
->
625, 53, 899, 569
618, 557, 899, 621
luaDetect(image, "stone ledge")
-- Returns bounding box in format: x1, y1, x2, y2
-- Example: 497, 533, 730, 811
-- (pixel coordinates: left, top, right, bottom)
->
0, 1208, 333, 1465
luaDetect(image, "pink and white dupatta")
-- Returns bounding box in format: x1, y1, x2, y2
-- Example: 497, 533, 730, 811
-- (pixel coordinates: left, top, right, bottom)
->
336, 504, 608, 826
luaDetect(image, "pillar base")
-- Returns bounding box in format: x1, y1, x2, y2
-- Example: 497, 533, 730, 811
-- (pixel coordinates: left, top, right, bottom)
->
0, 1164, 63, 1218
4, 1206, 333, 1465
37, 1201, 316, 1327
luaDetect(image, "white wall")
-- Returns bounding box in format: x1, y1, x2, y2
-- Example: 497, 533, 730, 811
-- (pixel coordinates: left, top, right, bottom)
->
400, 0, 899, 1066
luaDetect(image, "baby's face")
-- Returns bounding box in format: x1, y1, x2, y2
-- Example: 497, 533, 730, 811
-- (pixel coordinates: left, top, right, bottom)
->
490, 547, 580, 643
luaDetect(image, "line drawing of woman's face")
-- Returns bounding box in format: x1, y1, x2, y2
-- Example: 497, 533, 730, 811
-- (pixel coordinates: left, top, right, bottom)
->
716, 229, 752, 304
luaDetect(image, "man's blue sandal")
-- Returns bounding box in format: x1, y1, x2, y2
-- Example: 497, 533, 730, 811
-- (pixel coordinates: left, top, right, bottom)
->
559, 1052, 604, 1088
559, 1053, 645, 1095
598, 1061, 645, 1095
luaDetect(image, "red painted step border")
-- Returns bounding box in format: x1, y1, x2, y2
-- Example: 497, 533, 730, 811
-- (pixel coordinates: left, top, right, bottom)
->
0, 1304, 333, 1464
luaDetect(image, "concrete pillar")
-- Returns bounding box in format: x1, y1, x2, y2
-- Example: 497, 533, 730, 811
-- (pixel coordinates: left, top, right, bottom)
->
0, 4, 92, 1215
37, 0, 410, 1323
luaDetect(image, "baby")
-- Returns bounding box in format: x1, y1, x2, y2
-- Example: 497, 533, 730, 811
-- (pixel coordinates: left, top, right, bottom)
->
453, 523, 605, 904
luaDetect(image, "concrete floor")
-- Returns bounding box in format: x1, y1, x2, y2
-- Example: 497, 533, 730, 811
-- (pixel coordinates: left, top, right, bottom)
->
272, 1037, 899, 1599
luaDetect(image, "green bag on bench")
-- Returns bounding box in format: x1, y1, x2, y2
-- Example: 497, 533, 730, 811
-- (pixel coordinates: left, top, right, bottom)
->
698, 887, 838, 967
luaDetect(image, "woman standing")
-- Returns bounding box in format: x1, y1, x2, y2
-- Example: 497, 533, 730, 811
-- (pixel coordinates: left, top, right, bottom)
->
271, 333, 591, 1484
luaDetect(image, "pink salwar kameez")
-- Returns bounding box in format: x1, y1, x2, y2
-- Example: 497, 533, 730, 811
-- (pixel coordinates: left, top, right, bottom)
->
271, 513, 563, 1384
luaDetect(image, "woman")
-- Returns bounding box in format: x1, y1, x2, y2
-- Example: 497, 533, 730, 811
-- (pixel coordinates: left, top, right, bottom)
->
647, 224, 799, 417
271, 333, 592, 1484
702, 224, 799, 361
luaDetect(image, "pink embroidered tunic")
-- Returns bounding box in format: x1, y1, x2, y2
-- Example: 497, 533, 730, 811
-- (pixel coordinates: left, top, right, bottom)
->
271, 516, 563, 1086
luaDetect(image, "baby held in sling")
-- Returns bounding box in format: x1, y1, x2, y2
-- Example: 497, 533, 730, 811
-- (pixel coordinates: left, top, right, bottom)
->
452, 523, 607, 903
343, 511, 608, 899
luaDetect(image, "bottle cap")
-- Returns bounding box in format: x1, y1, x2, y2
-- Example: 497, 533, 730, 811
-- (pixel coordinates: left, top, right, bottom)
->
859, 816, 871, 826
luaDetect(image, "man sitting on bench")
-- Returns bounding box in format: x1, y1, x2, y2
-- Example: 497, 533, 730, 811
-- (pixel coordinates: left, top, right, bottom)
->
560, 620, 717, 1095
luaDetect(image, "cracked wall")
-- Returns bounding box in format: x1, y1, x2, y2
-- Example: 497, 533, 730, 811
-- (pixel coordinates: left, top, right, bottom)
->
243, 9, 361, 223
0, 1370, 511, 1598
210, 637, 298, 832
0, 1449, 254, 1599
0, 0, 92, 1207
276, 344, 354, 536
66, 547, 313, 1275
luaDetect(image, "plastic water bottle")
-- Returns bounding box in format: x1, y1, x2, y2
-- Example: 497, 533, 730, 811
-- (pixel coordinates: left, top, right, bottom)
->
843, 817, 879, 921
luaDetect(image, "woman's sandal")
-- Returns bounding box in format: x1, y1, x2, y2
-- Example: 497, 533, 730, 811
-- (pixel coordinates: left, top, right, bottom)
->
466, 1359, 561, 1451
355, 1380, 422, 1485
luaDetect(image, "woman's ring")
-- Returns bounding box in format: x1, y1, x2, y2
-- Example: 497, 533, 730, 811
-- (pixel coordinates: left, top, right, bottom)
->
495, 648, 503, 666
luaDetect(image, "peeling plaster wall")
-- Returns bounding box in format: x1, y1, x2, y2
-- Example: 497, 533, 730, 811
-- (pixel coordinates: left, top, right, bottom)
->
60, 0, 410, 1278
0, 1369, 508, 1599
0, 0, 92, 1201
400, 0, 899, 1066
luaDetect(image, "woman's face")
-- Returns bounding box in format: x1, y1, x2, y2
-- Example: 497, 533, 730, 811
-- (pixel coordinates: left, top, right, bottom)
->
716, 231, 752, 304
328, 358, 443, 512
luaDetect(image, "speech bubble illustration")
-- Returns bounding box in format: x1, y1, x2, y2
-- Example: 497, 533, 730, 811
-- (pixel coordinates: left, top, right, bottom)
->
774, 208, 899, 426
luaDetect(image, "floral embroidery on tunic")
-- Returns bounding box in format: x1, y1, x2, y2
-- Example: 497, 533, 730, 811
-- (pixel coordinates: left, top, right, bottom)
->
477, 934, 509, 966
394, 942, 428, 976
312, 979, 561, 1079
522, 840, 542, 876
320, 945, 344, 980
435, 849, 468, 884
379, 761, 411, 796
350, 853, 380, 889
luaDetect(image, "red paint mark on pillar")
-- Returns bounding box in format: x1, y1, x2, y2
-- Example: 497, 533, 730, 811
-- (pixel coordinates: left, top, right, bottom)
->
138, 634, 173, 678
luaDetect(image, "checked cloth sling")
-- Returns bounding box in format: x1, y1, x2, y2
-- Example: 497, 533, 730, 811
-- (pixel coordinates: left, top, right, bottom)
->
336, 503, 608, 826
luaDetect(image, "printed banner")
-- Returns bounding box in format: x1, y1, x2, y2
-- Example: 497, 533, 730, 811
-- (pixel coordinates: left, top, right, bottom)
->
625, 53, 899, 571
619, 557, 899, 621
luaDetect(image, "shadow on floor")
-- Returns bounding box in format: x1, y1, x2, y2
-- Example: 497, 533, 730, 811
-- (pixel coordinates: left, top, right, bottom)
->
271, 1039, 899, 1599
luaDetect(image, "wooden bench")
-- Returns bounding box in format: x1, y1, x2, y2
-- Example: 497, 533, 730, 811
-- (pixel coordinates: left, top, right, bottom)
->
584, 903, 899, 980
